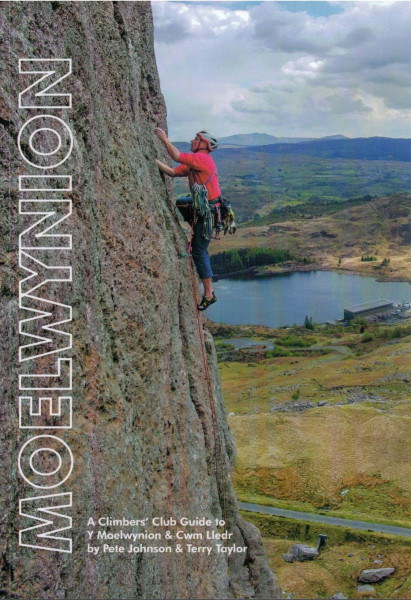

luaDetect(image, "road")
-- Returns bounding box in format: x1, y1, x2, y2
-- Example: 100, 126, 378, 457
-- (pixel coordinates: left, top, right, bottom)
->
239, 502, 411, 538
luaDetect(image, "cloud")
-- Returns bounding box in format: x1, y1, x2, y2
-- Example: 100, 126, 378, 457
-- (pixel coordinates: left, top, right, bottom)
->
282, 56, 325, 80
152, 2, 250, 43
252, 3, 338, 54
152, 1, 411, 139
338, 26, 374, 49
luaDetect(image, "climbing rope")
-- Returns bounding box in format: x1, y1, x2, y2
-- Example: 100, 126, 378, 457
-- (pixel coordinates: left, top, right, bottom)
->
186, 220, 228, 526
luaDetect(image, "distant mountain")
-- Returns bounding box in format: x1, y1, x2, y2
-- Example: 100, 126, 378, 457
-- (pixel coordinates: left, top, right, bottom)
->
319, 134, 349, 141
219, 133, 350, 146
172, 136, 411, 166
243, 136, 411, 161
174, 133, 350, 149
220, 133, 279, 146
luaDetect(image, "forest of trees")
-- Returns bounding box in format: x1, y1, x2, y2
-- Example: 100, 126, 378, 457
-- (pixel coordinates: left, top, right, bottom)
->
210, 247, 296, 275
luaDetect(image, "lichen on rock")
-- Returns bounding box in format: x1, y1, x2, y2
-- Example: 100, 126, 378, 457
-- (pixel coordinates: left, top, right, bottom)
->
0, 2, 281, 598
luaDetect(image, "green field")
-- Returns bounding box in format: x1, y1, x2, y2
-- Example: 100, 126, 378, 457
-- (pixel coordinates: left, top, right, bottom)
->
174, 152, 411, 223
208, 193, 411, 282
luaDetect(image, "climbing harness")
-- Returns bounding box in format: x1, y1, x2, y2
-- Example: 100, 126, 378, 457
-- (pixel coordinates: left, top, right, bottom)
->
190, 169, 216, 240
176, 184, 236, 241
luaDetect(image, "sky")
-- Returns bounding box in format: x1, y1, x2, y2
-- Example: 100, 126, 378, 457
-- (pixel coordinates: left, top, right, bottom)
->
151, 0, 411, 140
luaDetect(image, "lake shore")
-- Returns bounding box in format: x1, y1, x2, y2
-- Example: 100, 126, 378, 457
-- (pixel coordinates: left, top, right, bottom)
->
209, 194, 411, 284
214, 261, 411, 283
208, 270, 411, 329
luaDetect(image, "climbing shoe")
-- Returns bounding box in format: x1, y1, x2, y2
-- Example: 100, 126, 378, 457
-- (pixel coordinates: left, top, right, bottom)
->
197, 293, 217, 311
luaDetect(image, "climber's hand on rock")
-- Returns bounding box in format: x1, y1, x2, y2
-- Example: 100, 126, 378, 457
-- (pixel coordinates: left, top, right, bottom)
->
154, 128, 180, 162
154, 127, 168, 143
155, 159, 175, 177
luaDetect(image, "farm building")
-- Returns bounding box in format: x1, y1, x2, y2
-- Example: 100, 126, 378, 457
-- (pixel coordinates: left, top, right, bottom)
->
344, 299, 393, 321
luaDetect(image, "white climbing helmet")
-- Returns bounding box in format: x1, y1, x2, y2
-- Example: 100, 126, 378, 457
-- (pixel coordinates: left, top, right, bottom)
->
196, 130, 219, 152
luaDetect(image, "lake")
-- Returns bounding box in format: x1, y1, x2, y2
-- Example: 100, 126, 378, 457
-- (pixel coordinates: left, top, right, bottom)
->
207, 270, 411, 327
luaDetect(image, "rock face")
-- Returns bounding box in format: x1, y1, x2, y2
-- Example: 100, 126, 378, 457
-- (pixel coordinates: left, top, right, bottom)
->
0, 2, 281, 599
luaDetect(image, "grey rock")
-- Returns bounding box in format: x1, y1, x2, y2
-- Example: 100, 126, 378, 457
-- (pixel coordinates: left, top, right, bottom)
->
282, 553, 294, 563
0, 3, 281, 600
290, 544, 319, 561
373, 559, 383, 564
358, 585, 376, 594
359, 567, 395, 583
329, 594, 347, 600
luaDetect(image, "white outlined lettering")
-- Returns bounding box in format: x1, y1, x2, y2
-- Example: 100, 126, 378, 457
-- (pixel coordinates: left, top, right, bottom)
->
18, 58, 73, 553
18, 435, 74, 489
19, 396, 72, 429
18, 115, 74, 169
19, 59, 72, 109
19, 493, 72, 552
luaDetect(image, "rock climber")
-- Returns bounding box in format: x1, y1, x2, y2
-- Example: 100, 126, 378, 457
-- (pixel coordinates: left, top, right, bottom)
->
154, 127, 220, 311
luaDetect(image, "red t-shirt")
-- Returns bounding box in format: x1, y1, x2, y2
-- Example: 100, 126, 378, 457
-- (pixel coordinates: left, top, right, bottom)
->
174, 151, 221, 200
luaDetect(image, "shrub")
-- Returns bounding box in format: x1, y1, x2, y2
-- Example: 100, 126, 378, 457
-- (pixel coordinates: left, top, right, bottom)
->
277, 335, 314, 347
361, 255, 377, 262
304, 315, 315, 330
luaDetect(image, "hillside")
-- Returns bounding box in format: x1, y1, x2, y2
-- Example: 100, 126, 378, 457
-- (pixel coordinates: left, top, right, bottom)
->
214, 316, 411, 598
175, 133, 350, 148
173, 139, 411, 222
210, 193, 411, 283
217, 133, 346, 146
252, 137, 411, 161
222, 323, 411, 523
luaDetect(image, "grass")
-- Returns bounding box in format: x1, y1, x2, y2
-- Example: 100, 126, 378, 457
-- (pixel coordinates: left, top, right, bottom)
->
174, 150, 411, 223
229, 403, 411, 524
216, 320, 411, 527
241, 510, 411, 599
203, 189, 411, 594
238, 492, 409, 530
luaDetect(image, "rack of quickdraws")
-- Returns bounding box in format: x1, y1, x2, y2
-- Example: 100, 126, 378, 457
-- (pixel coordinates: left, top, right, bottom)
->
176, 195, 236, 240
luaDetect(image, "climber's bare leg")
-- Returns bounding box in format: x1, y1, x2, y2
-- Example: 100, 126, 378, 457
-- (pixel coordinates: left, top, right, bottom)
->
202, 277, 213, 299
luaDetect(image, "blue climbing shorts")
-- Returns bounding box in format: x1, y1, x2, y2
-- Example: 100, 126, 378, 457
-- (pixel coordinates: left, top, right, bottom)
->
192, 218, 213, 280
